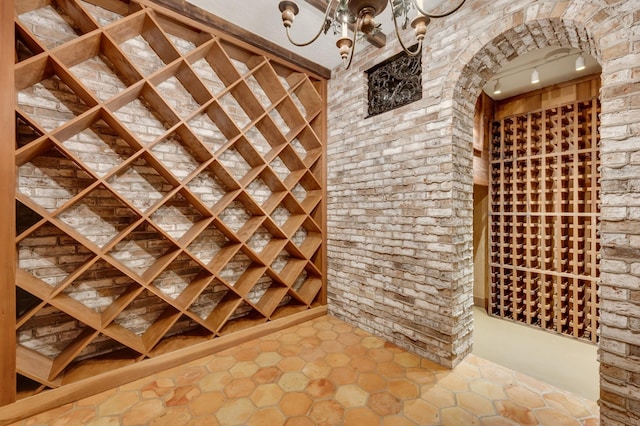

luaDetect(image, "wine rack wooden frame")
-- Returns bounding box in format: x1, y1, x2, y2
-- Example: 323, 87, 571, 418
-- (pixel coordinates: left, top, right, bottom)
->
490, 96, 600, 343
13, 0, 327, 397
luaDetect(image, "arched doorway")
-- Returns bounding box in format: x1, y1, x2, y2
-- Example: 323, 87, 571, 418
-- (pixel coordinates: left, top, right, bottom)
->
326, 2, 639, 423
447, 7, 637, 423
471, 46, 602, 399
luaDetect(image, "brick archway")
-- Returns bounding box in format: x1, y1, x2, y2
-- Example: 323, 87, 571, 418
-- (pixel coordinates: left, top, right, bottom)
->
447, 5, 639, 424
327, 2, 639, 422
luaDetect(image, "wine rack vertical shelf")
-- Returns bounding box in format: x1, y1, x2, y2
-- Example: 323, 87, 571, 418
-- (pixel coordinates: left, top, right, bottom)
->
14, 0, 326, 396
490, 94, 600, 343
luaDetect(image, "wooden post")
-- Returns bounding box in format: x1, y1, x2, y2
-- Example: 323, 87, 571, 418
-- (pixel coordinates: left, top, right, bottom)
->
317, 79, 328, 305
0, 0, 17, 406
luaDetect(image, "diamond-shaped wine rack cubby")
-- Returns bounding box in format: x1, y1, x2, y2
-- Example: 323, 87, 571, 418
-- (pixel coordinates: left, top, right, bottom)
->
14, 0, 326, 398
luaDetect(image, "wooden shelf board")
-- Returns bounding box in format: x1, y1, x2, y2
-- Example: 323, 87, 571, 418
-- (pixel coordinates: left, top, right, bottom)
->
141, 307, 181, 350
277, 259, 307, 287
257, 285, 288, 318
218, 313, 266, 336
60, 347, 142, 385
15, 346, 61, 389
148, 331, 211, 357
49, 327, 99, 381
233, 265, 268, 297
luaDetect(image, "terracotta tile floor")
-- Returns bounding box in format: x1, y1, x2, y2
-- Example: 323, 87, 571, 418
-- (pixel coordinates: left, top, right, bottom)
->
13, 315, 599, 425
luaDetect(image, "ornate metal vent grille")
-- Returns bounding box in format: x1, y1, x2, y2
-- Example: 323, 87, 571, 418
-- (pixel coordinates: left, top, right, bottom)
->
366, 48, 422, 117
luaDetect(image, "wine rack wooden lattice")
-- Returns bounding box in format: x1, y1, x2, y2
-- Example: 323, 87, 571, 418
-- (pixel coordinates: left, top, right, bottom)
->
489, 98, 600, 342
14, 0, 326, 395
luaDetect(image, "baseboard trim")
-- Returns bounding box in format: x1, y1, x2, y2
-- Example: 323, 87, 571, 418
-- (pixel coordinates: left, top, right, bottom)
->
474, 297, 486, 308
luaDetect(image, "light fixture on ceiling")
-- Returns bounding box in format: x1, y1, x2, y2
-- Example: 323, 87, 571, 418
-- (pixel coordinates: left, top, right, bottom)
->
278, 0, 467, 69
531, 68, 540, 84
493, 79, 502, 95
575, 53, 586, 71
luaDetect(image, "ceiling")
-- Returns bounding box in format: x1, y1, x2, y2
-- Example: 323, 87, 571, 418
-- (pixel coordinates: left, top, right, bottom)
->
186, 0, 345, 69
186, 1, 601, 99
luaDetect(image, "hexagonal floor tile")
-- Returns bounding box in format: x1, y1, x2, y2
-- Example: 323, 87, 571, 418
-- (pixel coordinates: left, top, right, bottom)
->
14, 315, 600, 426
334, 384, 368, 408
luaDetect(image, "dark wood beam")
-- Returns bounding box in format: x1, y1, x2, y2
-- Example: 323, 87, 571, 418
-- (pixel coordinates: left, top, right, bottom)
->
303, 0, 387, 48
149, 0, 331, 79
0, 0, 17, 407
79, 0, 131, 15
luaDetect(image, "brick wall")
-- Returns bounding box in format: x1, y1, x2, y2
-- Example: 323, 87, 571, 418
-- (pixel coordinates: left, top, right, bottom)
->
326, 0, 640, 423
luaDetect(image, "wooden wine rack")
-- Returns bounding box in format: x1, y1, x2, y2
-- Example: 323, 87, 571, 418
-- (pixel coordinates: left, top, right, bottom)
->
14, 0, 326, 396
490, 97, 600, 342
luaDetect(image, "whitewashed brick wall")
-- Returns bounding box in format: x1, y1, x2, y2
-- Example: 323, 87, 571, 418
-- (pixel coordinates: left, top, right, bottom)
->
326, 1, 640, 424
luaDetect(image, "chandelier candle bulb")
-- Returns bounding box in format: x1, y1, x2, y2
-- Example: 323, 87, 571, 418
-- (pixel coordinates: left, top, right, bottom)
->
337, 36, 353, 62
279, 1, 299, 28
411, 15, 429, 41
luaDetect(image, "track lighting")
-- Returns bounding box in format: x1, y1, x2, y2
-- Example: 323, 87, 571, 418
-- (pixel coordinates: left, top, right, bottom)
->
488, 49, 593, 98
575, 53, 586, 71
531, 68, 540, 84
493, 79, 502, 95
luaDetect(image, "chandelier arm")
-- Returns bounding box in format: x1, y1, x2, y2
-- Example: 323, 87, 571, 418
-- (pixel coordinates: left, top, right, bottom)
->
343, 16, 360, 69
413, 0, 466, 18
283, 0, 338, 47
390, 0, 422, 56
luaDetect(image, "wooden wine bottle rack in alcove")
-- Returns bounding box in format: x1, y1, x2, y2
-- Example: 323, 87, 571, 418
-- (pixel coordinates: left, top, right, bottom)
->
14, 0, 326, 395
489, 91, 600, 343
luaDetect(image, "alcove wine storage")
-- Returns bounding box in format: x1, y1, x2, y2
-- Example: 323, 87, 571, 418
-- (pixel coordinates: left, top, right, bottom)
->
489, 87, 600, 343
13, 0, 326, 397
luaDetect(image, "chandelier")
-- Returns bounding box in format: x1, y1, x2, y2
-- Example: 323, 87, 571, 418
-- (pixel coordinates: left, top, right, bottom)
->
278, 0, 466, 69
